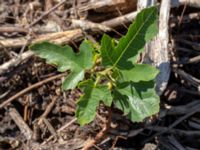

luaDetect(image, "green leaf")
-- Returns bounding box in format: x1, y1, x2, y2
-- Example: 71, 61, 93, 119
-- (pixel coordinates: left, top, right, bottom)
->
76, 80, 112, 126
100, 34, 115, 67
116, 64, 159, 82
30, 40, 94, 90
100, 6, 158, 69
114, 80, 160, 122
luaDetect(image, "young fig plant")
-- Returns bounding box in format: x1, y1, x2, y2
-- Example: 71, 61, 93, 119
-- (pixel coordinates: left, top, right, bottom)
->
30, 6, 159, 126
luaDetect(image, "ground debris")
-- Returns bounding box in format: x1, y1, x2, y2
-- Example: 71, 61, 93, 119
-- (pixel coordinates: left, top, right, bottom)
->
0, 0, 200, 149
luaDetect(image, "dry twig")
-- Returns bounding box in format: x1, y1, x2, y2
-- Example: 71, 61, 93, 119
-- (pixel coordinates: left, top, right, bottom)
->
29, 0, 66, 27
146, 126, 200, 137
40, 118, 77, 146
175, 69, 200, 88
0, 73, 67, 109
38, 96, 58, 125
159, 100, 200, 118
82, 107, 112, 150
144, 103, 200, 143
172, 0, 200, 8
9, 107, 33, 140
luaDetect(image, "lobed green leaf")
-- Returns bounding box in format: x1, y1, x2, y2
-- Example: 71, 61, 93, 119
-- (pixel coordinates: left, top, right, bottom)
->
30, 40, 94, 90
76, 80, 113, 126
116, 64, 159, 82
114, 80, 160, 122
100, 6, 158, 69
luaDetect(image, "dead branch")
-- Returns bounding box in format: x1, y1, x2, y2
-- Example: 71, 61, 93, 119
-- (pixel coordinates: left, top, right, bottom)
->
29, 0, 66, 27
38, 96, 58, 125
9, 107, 33, 140
0, 73, 67, 109
175, 69, 200, 88
0, 51, 34, 75
0, 24, 66, 34
42, 118, 58, 140
159, 100, 200, 118
172, 0, 200, 8
0, 26, 28, 33
71, 19, 112, 32
40, 118, 77, 147
145, 103, 200, 143
168, 135, 186, 150
71, 10, 139, 37
78, 0, 137, 13
102, 10, 138, 28
82, 107, 112, 150
0, 29, 82, 49
39, 138, 86, 150
146, 126, 200, 137
30, 0, 200, 40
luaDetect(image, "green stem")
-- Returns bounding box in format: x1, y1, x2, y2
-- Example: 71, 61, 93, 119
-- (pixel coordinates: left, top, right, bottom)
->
94, 76, 101, 86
